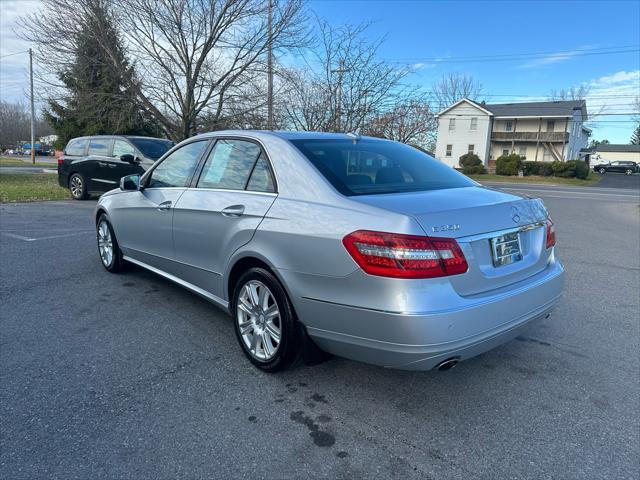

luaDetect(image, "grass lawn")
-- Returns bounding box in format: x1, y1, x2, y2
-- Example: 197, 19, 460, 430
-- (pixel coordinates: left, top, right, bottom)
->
467, 172, 601, 187
0, 173, 71, 203
0, 157, 57, 167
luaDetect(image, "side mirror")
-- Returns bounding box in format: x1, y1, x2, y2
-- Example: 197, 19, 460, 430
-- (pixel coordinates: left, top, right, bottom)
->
120, 154, 138, 164
120, 174, 141, 191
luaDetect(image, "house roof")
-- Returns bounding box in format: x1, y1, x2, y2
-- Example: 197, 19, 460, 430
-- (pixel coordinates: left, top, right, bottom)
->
485, 100, 587, 118
594, 144, 640, 153
437, 98, 588, 119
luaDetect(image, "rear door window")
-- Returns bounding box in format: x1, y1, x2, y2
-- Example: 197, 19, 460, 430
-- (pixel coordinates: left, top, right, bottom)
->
290, 139, 474, 196
65, 138, 88, 156
197, 139, 264, 191
88, 138, 112, 156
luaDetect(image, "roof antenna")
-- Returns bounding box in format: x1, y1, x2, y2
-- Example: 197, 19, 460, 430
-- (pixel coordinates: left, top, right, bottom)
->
346, 129, 361, 143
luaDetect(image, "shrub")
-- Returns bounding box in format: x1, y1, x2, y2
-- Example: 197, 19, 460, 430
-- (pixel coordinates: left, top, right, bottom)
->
459, 153, 482, 168
538, 162, 554, 176
572, 160, 590, 179
462, 165, 487, 175
552, 161, 572, 177
523, 161, 539, 176
495, 153, 523, 176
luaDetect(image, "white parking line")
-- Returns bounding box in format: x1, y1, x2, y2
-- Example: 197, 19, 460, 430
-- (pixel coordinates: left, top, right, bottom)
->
1, 231, 93, 242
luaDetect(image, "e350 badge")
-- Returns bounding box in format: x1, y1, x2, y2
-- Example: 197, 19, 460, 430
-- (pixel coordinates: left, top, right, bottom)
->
432, 224, 460, 233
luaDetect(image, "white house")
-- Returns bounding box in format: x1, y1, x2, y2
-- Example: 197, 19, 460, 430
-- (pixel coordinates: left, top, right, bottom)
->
434, 98, 590, 168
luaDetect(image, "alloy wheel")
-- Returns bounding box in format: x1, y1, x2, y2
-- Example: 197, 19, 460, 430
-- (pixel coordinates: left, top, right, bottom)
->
236, 280, 281, 361
70, 175, 83, 198
97, 220, 113, 267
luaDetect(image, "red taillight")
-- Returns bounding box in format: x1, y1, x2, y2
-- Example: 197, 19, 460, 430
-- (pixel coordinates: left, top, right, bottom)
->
342, 230, 468, 279
545, 219, 556, 249
57, 157, 64, 166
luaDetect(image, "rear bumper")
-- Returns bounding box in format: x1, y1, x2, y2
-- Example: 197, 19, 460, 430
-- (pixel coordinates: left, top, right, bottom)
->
282, 259, 564, 370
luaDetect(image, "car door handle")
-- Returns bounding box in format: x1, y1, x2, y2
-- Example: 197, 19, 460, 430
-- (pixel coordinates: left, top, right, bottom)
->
98, 161, 108, 167
157, 201, 172, 211
221, 205, 245, 217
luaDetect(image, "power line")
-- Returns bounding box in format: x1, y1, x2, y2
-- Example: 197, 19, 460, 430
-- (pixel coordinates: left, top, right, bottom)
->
389, 45, 640, 64
0, 50, 29, 59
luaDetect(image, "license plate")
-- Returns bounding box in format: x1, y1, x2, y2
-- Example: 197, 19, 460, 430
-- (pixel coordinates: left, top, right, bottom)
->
491, 232, 522, 267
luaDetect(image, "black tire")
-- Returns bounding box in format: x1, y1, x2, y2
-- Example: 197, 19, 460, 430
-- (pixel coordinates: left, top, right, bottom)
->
69, 173, 89, 200
96, 214, 125, 273
598, 168, 606, 174
231, 267, 302, 372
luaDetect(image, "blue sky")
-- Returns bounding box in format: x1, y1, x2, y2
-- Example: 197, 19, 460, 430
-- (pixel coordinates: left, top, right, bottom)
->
309, 0, 640, 143
2, 0, 639, 142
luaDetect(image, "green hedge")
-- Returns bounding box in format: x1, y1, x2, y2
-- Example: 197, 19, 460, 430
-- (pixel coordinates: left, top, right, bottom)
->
462, 165, 487, 175
495, 154, 524, 176
459, 153, 482, 168
523, 160, 589, 179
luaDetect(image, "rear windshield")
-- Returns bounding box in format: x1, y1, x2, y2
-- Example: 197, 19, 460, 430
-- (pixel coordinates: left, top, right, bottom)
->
290, 139, 474, 196
129, 138, 174, 160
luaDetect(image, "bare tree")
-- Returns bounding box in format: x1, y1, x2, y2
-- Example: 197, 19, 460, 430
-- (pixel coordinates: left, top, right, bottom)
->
367, 99, 437, 151
20, 0, 309, 141
547, 85, 590, 101
0, 101, 52, 148
431, 73, 483, 110
281, 20, 412, 133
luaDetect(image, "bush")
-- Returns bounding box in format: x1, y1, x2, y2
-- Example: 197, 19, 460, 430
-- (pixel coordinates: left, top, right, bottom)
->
459, 153, 482, 168
571, 160, 590, 179
495, 153, 523, 176
552, 161, 572, 177
462, 165, 487, 175
523, 161, 554, 176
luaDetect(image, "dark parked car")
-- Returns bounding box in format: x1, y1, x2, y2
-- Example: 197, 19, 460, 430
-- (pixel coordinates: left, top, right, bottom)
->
593, 160, 638, 175
58, 135, 174, 199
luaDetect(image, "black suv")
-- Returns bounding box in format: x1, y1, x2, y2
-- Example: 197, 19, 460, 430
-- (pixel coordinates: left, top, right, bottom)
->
58, 135, 174, 199
593, 161, 638, 175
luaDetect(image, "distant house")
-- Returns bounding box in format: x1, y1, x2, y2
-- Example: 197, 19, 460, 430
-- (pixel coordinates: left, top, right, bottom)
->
434, 98, 590, 168
591, 144, 640, 164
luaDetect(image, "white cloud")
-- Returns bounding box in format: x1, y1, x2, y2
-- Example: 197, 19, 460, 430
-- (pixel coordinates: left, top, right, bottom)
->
517, 50, 582, 69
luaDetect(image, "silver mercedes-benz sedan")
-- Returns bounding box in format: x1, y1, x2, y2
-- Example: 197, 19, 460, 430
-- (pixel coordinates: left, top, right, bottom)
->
95, 131, 564, 372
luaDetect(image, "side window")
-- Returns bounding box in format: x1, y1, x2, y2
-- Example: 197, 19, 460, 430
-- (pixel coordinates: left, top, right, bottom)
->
112, 139, 136, 158
247, 153, 276, 193
147, 141, 207, 188
65, 138, 88, 156
197, 139, 261, 190
88, 138, 112, 156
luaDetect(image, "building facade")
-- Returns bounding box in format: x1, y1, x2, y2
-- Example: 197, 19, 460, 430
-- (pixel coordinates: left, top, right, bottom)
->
434, 98, 590, 168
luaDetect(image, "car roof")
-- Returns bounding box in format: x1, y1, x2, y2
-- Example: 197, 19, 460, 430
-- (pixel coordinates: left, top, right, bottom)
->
195, 130, 388, 143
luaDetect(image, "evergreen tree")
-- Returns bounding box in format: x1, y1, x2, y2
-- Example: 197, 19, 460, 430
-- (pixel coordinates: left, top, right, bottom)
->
631, 124, 640, 145
45, 0, 160, 148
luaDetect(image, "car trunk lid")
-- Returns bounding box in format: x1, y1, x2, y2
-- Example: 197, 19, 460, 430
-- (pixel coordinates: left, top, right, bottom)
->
353, 186, 552, 295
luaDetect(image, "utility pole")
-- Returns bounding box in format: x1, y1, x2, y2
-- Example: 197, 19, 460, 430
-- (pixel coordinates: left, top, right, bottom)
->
267, 0, 274, 130
29, 48, 35, 165
331, 59, 349, 132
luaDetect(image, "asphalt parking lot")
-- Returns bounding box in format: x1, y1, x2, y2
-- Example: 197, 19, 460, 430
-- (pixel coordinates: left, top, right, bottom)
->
1, 183, 639, 479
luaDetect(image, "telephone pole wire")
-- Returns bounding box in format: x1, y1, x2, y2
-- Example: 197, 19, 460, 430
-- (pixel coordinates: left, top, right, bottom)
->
29, 48, 35, 165
267, 0, 274, 130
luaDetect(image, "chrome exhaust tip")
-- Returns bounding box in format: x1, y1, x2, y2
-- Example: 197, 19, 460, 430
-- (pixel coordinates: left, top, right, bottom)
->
436, 358, 460, 371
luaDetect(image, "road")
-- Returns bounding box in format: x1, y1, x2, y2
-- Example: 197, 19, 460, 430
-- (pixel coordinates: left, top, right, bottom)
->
1, 184, 639, 479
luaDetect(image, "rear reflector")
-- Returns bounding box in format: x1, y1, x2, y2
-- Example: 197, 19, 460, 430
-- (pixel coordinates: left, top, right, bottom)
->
545, 219, 556, 249
57, 158, 64, 166
342, 230, 468, 279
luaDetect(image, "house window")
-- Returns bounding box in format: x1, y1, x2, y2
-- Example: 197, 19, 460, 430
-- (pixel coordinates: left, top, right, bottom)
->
445, 144, 453, 157
502, 149, 510, 156
448, 118, 456, 131
543, 149, 551, 161
470, 118, 478, 130
468, 144, 475, 154
518, 146, 526, 158
547, 120, 555, 132
505, 120, 513, 131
